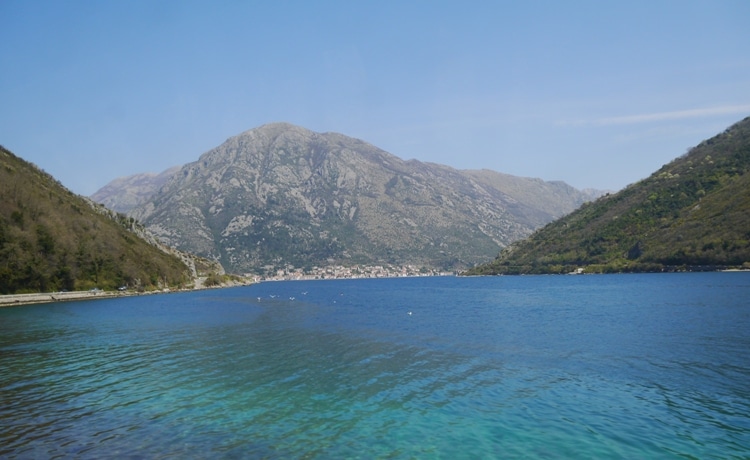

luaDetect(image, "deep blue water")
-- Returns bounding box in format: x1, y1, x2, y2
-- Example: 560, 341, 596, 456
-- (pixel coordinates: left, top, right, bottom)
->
1, 273, 749, 458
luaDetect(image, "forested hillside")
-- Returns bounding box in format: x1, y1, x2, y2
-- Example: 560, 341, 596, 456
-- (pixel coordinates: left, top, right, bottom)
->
0, 146, 191, 294
466, 116, 750, 275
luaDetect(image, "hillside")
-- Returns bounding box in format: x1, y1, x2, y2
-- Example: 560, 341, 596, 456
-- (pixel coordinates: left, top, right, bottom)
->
109, 123, 601, 275
0, 146, 193, 294
465, 116, 750, 275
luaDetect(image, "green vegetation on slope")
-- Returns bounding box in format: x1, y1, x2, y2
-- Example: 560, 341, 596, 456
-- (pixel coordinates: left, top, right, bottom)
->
465, 116, 750, 275
0, 146, 191, 294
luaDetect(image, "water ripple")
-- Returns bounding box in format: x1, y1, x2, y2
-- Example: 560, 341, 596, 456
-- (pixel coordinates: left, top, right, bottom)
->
1, 274, 749, 458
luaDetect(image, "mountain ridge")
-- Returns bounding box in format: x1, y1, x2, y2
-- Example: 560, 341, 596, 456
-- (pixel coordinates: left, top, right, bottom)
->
95, 123, 603, 275
465, 116, 750, 275
91, 166, 180, 213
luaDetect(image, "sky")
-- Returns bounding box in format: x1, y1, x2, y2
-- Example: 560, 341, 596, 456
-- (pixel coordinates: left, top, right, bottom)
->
2, 1, 749, 196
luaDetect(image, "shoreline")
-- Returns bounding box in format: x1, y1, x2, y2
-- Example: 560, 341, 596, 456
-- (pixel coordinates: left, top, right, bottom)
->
0, 273, 455, 307
0, 277, 254, 308
7, 269, 745, 307
0, 288, 186, 308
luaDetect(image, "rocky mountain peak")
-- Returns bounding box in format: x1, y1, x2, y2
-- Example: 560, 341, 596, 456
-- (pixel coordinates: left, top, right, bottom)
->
95, 123, 604, 274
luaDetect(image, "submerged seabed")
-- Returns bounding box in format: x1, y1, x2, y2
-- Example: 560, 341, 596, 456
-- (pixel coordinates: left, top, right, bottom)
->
1, 273, 749, 458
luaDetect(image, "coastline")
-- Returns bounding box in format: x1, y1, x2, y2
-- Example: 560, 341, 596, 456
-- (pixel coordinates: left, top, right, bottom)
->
0, 277, 254, 309
0, 288, 189, 308
5, 269, 746, 307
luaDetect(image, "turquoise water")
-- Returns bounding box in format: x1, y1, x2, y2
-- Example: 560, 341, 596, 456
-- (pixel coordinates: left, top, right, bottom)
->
1, 273, 749, 458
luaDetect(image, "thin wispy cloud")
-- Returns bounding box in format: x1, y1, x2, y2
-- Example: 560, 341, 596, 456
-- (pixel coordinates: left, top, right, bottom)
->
560, 104, 750, 127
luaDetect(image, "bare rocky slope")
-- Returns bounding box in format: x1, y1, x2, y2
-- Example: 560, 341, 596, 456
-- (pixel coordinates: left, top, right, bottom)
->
96, 123, 602, 274
91, 166, 180, 213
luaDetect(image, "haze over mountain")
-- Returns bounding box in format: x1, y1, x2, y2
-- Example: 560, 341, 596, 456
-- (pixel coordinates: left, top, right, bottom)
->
466, 116, 750, 275
91, 166, 180, 214
95, 123, 603, 275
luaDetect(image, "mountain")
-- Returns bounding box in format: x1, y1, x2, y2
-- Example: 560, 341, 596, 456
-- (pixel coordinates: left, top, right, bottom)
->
113, 123, 600, 275
465, 116, 750, 275
0, 145, 194, 294
91, 166, 180, 213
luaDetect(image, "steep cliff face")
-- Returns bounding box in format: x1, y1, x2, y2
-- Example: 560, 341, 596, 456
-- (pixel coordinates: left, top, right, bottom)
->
116, 123, 598, 274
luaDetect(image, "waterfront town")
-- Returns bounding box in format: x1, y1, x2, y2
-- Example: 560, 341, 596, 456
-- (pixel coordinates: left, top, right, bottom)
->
255, 264, 455, 282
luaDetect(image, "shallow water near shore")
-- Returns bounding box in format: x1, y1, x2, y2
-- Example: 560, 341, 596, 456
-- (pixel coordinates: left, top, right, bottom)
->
1, 273, 749, 458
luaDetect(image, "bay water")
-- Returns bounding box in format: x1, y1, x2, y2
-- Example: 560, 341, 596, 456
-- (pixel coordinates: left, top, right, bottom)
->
1, 273, 749, 458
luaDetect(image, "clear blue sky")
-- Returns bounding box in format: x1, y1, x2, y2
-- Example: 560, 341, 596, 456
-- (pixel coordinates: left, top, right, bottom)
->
2, 1, 749, 195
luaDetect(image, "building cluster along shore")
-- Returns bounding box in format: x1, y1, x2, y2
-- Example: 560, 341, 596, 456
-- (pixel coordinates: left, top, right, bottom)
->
255, 264, 455, 281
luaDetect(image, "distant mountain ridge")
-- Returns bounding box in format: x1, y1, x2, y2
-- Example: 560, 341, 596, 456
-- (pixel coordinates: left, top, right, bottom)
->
466, 116, 750, 275
91, 166, 180, 213
94, 123, 604, 275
